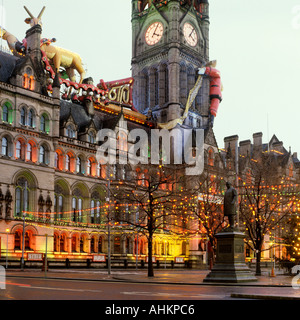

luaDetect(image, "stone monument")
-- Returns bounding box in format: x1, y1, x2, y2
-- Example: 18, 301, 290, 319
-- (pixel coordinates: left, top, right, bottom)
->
204, 182, 257, 283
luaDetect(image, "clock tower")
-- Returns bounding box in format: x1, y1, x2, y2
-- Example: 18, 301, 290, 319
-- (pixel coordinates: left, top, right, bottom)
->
131, 0, 211, 128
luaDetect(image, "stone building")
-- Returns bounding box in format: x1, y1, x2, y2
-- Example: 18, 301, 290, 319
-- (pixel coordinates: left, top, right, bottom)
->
0, 0, 226, 268
220, 133, 300, 262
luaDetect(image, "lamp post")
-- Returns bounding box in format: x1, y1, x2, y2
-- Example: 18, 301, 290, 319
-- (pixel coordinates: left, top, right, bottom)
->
5, 228, 9, 269
136, 230, 139, 270
21, 211, 26, 270
107, 165, 111, 276
44, 234, 48, 278
164, 241, 167, 269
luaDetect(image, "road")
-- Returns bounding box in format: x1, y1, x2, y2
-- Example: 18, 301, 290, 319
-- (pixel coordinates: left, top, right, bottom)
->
0, 275, 298, 300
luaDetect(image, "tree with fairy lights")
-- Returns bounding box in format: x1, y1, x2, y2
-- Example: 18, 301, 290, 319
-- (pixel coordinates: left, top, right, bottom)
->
111, 163, 183, 277
181, 167, 227, 266
238, 152, 296, 276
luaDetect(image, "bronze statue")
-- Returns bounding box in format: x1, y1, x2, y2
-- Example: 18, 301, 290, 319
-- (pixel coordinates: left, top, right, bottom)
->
224, 182, 237, 228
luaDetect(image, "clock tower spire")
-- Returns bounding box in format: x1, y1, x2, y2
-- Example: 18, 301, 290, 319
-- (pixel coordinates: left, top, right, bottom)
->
131, 0, 211, 128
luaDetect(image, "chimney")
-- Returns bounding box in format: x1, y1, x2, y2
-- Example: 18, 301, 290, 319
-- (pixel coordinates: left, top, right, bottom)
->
239, 140, 251, 157
224, 135, 239, 158
25, 24, 47, 94
293, 152, 298, 159
253, 132, 263, 147
26, 24, 42, 62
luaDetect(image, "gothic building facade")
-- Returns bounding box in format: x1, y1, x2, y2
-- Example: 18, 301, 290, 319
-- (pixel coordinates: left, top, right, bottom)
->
0, 0, 224, 268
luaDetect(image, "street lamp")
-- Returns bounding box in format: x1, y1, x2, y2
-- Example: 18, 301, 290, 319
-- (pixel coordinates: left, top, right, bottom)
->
21, 211, 26, 270
164, 241, 167, 269
5, 228, 9, 269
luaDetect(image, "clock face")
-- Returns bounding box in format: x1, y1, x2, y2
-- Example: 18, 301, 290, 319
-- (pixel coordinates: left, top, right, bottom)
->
145, 22, 164, 46
183, 23, 198, 47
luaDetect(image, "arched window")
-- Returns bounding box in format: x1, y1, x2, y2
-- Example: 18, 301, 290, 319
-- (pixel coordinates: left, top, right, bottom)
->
15, 177, 30, 217
98, 236, 103, 253
2, 102, 13, 124
97, 163, 101, 177
14, 230, 22, 250
28, 109, 35, 128
60, 234, 66, 252
72, 196, 83, 223
114, 236, 121, 254
29, 76, 35, 91
26, 143, 33, 161
88, 131, 96, 144
16, 140, 23, 159
40, 114, 50, 134
91, 190, 102, 224
90, 200, 95, 224
87, 159, 91, 176
22, 74, 29, 89
1, 137, 8, 156
208, 148, 214, 166
2, 104, 8, 122
67, 125, 75, 139
20, 107, 26, 125
76, 157, 82, 173
55, 152, 59, 169
65, 154, 70, 171
39, 145, 46, 164
54, 195, 63, 221
76, 156, 84, 174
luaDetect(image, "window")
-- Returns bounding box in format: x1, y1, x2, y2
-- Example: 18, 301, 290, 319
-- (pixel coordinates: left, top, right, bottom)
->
87, 159, 91, 175
16, 141, 22, 159
28, 109, 35, 128
40, 114, 50, 134
208, 149, 214, 166
78, 198, 83, 223
23, 74, 29, 89
1, 137, 8, 156
39, 145, 45, 164
55, 152, 59, 169
76, 156, 84, 174
20, 107, 26, 125
15, 178, 30, 217
72, 197, 77, 222
65, 154, 70, 171
54, 195, 63, 221
2, 105, 8, 122
40, 115, 45, 132
90, 200, 95, 224
88, 131, 96, 144
72, 197, 83, 222
67, 125, 75, 139
26, 143, 32, 161
2, 102, 13, 124
97, 163, 101, 177
23, 69, 35, 91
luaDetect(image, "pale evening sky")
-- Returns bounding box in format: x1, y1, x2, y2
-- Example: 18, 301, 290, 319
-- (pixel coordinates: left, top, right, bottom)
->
1, 0, 299, 156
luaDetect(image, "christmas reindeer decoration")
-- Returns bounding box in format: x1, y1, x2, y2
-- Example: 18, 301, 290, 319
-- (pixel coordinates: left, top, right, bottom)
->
0, 6, 86, 84
40, 37, 86, 84
0, 6, 45, 56
24, 6, 86, 84
24, 5, 45, 27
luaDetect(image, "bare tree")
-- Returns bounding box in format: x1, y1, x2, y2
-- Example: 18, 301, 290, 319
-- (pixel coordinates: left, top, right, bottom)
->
238, 153, 294, 275
111, 164, 182, 277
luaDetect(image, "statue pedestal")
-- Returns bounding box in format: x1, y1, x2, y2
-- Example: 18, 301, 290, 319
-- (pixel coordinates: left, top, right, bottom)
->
204, 229, 257, 283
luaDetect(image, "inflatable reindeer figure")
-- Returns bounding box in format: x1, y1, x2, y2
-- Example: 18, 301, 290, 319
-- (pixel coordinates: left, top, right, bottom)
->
0, 6, 45, 56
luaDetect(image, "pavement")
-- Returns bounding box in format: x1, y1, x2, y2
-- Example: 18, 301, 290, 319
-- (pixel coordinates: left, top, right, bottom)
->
4, 268, 300, 300
4, 268, 296, 287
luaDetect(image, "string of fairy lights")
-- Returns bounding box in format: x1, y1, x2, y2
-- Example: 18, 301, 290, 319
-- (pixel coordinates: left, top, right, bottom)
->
14, 174, 300, 251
